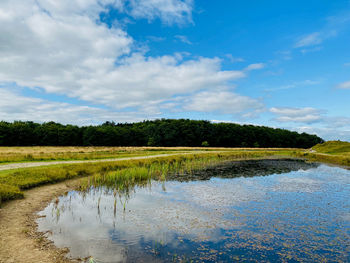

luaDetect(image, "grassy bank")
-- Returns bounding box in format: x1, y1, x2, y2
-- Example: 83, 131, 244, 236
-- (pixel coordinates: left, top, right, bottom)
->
0, 150, 287, 205
312, 140, 350, 155
292, 141, 350, 167
295, 152, 350, 167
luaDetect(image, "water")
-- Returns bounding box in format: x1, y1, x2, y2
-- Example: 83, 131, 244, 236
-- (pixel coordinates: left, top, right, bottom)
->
37, 160, 350, 262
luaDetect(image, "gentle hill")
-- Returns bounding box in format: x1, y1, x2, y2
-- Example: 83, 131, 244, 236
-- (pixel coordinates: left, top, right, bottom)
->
312, 141, 350, 154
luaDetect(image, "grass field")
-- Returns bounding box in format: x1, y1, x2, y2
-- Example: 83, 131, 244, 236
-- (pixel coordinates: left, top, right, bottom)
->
0, 146, 184, 164
312, 140, 350, 155
291, 141, 350, 167
0, 146, 299, 164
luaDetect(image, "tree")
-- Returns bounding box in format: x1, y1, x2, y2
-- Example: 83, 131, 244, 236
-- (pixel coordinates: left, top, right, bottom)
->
0, 119, 324, 148
201, 141, 209, 147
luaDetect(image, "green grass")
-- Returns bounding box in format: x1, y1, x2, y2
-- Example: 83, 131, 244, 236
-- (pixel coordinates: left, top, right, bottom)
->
294, 151, 350, 167
0, 183, 23, 203
297, 141, 350, 166
0, 150, 286, 206
312, 141, 350, 154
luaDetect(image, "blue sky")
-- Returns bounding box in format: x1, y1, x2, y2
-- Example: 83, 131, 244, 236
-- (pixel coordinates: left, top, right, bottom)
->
0, 0, 349, 141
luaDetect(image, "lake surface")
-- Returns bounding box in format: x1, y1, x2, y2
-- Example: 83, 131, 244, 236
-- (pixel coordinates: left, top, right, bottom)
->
37, 159, 350, 262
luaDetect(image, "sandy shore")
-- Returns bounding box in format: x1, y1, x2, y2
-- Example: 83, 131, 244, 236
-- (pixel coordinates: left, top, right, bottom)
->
0, 178, 83, 263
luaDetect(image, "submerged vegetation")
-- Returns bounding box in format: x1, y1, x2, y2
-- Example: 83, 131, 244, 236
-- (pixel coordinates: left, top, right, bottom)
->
0, 150, 284, 205
0, 119, 323, 148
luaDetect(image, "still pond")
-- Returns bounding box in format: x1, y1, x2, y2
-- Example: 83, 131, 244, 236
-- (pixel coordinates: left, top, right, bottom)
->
37, 159, 350, 262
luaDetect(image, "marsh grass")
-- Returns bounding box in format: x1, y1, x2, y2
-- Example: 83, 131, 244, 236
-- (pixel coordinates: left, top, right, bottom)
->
0, 150, 286, 205
79, 150, 285, 196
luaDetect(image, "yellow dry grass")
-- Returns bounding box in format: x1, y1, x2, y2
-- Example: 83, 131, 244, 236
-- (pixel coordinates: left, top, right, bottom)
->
0, 146, 299, 164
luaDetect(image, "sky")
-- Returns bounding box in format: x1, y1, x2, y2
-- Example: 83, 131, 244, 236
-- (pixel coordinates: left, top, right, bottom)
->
0, 0, 350, 141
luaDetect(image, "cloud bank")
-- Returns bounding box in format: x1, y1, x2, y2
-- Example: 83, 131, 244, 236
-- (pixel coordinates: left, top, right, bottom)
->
0, 0, 263, 123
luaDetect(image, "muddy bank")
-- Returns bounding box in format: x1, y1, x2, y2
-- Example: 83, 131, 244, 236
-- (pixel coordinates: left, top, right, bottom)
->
0, 179, 83, 263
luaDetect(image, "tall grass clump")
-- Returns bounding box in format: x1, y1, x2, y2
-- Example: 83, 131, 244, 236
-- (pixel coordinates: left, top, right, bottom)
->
80, 151, 280, 191
0, 183, 23, 205
82, 167, 150, 190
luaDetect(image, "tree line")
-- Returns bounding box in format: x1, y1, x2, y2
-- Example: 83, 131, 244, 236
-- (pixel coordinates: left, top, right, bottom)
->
0, 119, 323, 148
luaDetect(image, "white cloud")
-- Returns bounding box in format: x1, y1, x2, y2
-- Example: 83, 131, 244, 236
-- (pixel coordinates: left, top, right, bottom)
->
34, 0, 193, 25
175, 35, 192, 44
0, 0, 262, 120
325, 116, 350, 128
0, 88, 148, 125
244, 63, 265, 71
147, 36, 166, 42
270, 107, 350, 140
184, 91, 264, 117
121, 0, 193, 25
300, 46, 323, 54
337, 81, 350, 89
225, 55, 244, 63
294, 11, 350, 51
295, 32, 323, 48
264, 79, 320, 92
270, 107, 322, 124
78, 54, 246, 109
296, 126, 350, 142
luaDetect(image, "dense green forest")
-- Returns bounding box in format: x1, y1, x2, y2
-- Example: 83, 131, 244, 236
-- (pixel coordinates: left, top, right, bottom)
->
0, 119, 323, 148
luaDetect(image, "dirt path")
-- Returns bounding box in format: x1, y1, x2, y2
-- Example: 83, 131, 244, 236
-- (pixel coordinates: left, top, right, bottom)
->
0, 151, 208, 171
0, 179, 83, 263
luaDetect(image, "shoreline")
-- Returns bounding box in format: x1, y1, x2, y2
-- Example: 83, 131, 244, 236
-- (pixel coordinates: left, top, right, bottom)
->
0, 178, 82, 263
0, 156, 348, 263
